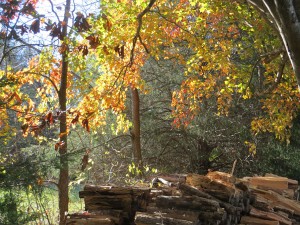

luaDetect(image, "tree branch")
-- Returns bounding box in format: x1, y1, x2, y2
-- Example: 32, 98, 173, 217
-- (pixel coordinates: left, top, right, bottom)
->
129, 0, 156, 66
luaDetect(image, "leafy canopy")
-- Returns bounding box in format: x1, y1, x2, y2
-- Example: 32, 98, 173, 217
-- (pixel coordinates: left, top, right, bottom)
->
0, 0, 299, 143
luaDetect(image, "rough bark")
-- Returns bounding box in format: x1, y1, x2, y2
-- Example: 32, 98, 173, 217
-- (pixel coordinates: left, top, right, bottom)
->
131, 88, 143, 169
58, 0, 71, 224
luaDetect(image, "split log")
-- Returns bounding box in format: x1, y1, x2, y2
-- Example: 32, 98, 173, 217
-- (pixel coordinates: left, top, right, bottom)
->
248, 177, 289, 190
79, 185, 150, 223
80, 185, 150, 198
179, 183, 214, 200
186, 173, 244, 203
146, 206, 200, 221
79, 186, 150, 211
249, 207, 292, 225
135, 212, 195, 225
179, 183, 242, 214
83, 210, 124, 224
66, 215, 116, 225
206, 171, 236, 184
156, 195, 220, 211
273, 206, 294, 218
240, 216, 280, 225
149, 174, 186, 184
252, 188, 300, 216
264, 173, 298, 190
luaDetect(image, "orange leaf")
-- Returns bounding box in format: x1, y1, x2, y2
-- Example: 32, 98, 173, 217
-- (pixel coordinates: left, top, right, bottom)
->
71, 114, 80, 124
45, 112, 54, 125
55, 141, 65, 151
12, 92, 22, 104
59, 132, 67, 138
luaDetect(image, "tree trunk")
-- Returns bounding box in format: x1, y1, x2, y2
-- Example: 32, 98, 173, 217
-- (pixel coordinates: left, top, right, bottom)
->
58, 0, 71, 224
246, 0, 300, 88
275, 1, 300, 88
131, 88, 143, 170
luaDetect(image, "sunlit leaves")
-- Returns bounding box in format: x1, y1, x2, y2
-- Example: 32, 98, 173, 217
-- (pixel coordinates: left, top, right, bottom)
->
1, 0, 298, 147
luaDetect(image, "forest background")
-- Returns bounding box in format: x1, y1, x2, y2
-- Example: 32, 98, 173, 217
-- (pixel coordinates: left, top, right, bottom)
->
1, 0, 300, 224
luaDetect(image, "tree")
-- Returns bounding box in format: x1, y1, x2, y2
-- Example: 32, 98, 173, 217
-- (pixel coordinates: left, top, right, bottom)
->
245, 0, 300, 88
130, 88, 143, 169
1, 1, 96, 224
57, 1, 71, 224
1, 1, 300, 224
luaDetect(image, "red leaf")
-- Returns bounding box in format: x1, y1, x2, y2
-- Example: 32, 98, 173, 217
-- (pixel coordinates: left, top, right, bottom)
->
30, 19, 40, 34
82, 119, 90, 132
86, 35, 99, 49
74, 13, 90, 32
55, 141, 65, 151
45, 112, 54, 125
55, 143, 59, 151
71, 114, 80, 124
49, 23, 62, 40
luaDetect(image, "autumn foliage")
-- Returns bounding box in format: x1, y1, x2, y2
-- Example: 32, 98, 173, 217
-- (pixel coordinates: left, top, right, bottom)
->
1, 0, 300, 151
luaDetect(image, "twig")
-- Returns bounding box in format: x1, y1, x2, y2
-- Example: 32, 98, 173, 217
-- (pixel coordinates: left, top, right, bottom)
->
230, 159, 237, 176
129, 0, 156, 66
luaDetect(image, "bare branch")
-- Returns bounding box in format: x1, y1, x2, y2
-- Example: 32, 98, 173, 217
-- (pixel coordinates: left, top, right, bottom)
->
48, 0, 61, 23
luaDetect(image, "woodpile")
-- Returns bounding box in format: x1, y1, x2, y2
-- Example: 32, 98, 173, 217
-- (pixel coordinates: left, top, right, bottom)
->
66, 185, 151, 225
67, 172, 300, 225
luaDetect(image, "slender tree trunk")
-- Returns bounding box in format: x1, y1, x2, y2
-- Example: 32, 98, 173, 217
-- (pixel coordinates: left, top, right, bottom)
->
131, 88, 143, 170
58, 0, 71, 224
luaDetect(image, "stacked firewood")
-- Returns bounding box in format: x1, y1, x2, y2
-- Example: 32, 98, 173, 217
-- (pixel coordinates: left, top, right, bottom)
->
67, 172, 300, 225
136, 172, 300, 225
135, 172, 248, 225
66, 185, 151, 225
239, 174, 300, 225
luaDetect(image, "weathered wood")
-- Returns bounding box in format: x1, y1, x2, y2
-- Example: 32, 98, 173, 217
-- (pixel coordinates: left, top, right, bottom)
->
80, 185, 150, 197
179, 179, 243, 225
84, 210, 124, 224
204, 189, 233, 202
198, 208, 227, 221
69, 173, 300, 225
249, 207, 292, 225
206, 171, 236, 184
186, 173, 243, 201
249, 177, 289, 190
240, 216, 280, 225
252, 188, 300, 216
186, 173, 212, 187
156, 196, 220, 211
66, 216, 116, 225
156, 195, 220, 211
264, 173, 298, 189
179, 183, 214, 199
148, 174, 186, 185
83, 195, 132, 211
252, 194, 273, 211
135, 212, 195, 225
273, 206, 294, 218
146, 206, 200, 221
